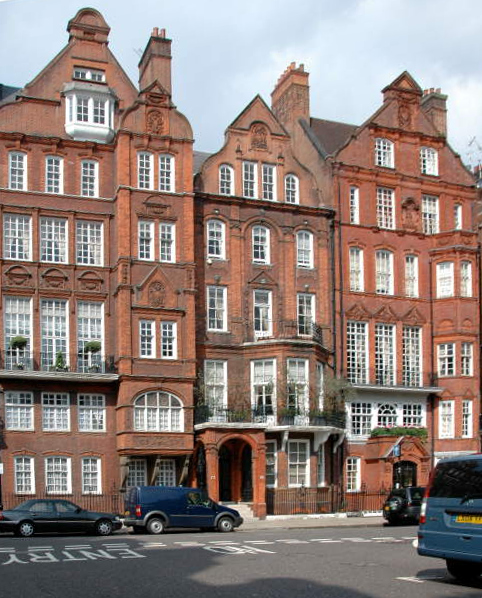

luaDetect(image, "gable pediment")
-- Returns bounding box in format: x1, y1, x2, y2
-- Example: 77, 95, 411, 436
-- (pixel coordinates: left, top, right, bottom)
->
136, 266, 175, 308
344, 302, 371, 321
401, 306, 426, 326
373, 304, 398, 323
248, 270, 278, 287
228, 95, 287, 138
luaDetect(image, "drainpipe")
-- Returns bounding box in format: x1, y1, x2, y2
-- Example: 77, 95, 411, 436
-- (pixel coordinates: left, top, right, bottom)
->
429, 258, 435, 470
478, 239, 482, 452
330, 216, 337, 372
336, 176, 344, 377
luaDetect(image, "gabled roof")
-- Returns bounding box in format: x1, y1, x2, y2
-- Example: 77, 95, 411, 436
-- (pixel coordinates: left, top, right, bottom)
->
0, 84, 20, 104
228, 94, 287, 137
309, 117, 358, 156
193, 151, 212, 174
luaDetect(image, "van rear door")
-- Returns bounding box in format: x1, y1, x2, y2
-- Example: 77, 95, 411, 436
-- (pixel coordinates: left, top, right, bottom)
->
424, 459, 482, 558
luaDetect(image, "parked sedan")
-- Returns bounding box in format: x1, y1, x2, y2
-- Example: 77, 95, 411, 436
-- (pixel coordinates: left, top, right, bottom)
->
0, 499, 122, 537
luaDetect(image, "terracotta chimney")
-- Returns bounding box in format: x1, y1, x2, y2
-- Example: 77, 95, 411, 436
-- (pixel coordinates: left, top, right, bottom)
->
138, 27, 172, 94
421, 88, 448, 137
271, 62, 310, 130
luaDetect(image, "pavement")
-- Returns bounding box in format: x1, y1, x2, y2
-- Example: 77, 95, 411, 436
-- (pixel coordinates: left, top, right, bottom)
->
240, 513, 387, 531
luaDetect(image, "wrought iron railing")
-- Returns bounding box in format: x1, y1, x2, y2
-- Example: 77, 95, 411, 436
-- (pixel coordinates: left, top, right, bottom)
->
0, 351, 117, 374
243, 320, 324, 346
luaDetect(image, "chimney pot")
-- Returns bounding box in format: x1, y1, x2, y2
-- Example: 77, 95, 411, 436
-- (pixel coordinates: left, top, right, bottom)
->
152, 27, 158, 36
160, 28, 166, 38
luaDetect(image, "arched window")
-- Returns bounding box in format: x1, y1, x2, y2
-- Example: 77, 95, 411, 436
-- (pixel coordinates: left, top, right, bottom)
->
252, 225, 270, 264
285, 174, 299, 204
207, 219, 226, 259
219, 164, 234, 195
377, 403, 397, 427
134, 391, 183, 432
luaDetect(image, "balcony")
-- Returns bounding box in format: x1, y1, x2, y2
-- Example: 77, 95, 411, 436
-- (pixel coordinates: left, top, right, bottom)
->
347, 367, 440, 394
0, 351, 118, 380
194, 406, 346, 429
243, 320, 325, 346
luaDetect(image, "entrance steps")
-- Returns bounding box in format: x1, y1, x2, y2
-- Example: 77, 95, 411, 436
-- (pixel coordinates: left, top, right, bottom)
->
221, 502, 258, 522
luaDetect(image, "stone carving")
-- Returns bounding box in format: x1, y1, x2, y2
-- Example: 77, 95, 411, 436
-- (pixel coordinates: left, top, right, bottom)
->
149, 281, 166, 307
398, 102, 412, 129
251, 124, 268, 150
41, 268, 68, 289
4, 265, 32, 286
146, 110, 165, 134
401, 197, 420, 232
78, 271, 103, 292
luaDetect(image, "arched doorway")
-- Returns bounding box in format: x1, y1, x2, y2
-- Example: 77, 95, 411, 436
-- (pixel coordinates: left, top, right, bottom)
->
218, 439, 253, 503
393, 461, 417, 487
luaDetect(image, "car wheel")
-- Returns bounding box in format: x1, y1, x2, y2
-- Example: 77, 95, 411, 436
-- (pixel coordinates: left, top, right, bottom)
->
146, 518, 164, 535
217, 516, 234, 533
17, 521, 35, 537
446, 559, 482, 581
95, 519, 113, 536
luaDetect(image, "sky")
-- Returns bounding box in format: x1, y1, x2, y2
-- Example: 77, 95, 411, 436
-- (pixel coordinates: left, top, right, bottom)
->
1, 0, 482, 166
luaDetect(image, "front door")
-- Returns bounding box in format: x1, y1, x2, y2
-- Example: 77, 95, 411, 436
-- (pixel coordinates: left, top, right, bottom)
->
219, 445, 231, 501
393, 461, 417, 487
241, 444, 253, 501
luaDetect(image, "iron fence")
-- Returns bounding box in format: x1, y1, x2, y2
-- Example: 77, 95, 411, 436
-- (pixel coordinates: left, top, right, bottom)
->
1, 492, 124, 515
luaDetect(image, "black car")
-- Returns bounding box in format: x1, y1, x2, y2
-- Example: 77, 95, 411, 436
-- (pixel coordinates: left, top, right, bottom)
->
0, 499, 123, 537
383, 486, 425, 525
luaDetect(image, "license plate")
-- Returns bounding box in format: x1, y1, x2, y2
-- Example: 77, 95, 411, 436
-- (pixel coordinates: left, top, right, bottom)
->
455, 515, 482, 524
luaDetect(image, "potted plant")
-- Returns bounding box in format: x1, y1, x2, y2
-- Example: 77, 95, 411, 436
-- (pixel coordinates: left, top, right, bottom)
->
309, 408, 327, 426
9, 335, 28, 350
54, 350, 68, 372
84, 340, 101, 354
278, 406, 299, 425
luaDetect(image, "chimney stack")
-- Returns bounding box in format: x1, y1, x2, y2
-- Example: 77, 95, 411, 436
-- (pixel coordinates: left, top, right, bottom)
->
271, 62, 310, 131
421, 88, 447, 137
138, 27, 172, 95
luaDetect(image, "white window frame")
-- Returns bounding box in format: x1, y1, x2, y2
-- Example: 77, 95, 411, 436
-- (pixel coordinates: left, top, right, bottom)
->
45, 456, 72, 494
460, 261, 473, 297
422, 195, 439, 234
349, 186, 360, 224
402, 403, 424, 427
127, 458, 147, 488
160, 321, 177, 359
296, 230, 314, 268
461, 342, 473, 377
436, 261, 454, 298
40, 217, 68, 264
317, 445, 326, 487
420, 147, 438, 176
157, 459, 177, 486
252, 225, 270, 264
76, 220, 103, 266
253, 289, 272, 338
349, 402, 372, 437
3, 213, 32, 261
454, 204, 462, 230
261, 163, 277, 201
375, 323, 396, 386
438, 343, 455, 377
207, 285, 227, 331
73, 67, 105, 82
285, 174, 299, 204
40, 299, 68, 371
439, 400, 455, 439
402, 326, 422, 387
78, 394, 106, 432
251, 359, 276, 416
134, 391, 184, 432
349, 247, 364, 292
219, 164, 234, 196
14, 456, 35, 495
242, 161, 257, 199
77, 301, 103, 373
297, 293, 315, 336
82, 457, 102, 495
4, 295, 32, 370
8, 151, 27, 190
138, 220, 154, 261
287, 440, 310, 488
139, 319, 156, 358
404, 254, 419, 298
159, 154, 175, 192
376, 187, 394, 229
138, 152, 154, 190
204, 360, 228, 414
80, 159, 99, 197
375, 138, 394, 168
5, 391, 34, 431
286, 358, 309, 413
207, 219, 226, 260
346, 457, 361, 492
160, 222, 176, 263
375, 250, 394, 295
462, 400, 473, 438
45, 156, 64, 194
265, 440, 277, 488
42, 393, 70, 431
346, 321, 368, 384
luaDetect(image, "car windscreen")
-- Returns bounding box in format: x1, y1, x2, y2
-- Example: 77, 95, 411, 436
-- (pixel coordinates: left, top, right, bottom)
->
429, 460, 482, 498
408, 487, 424, 501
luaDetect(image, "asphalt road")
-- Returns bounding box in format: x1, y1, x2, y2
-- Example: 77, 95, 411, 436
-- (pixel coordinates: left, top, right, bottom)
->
1, 524, 481, 598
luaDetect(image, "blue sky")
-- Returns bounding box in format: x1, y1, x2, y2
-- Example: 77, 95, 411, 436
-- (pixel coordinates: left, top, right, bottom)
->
1, 0, 482, 166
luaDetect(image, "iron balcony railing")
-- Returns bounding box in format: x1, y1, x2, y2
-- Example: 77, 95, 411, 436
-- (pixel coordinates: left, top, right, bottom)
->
244, 320, 324, 346
195, 406, 346, 428
0, 351, 117, 374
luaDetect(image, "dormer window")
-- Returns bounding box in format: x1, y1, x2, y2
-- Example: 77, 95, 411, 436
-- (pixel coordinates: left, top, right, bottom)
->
73, 67, 106, 83
64, 82, 115, 143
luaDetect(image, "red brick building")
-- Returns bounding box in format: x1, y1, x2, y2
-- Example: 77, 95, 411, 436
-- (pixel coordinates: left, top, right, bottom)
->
0, 8, 196, 506
193, 96, 344, 517
272, 66, 480, 493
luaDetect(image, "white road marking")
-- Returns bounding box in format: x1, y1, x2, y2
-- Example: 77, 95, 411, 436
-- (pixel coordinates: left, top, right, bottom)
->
310, 539, 343, 543
243, 540, 276, 545
28, 546, 53, 550
64, 545, 92, 549
340, 537, 372, 542
208, 541, 240, 545
276, 539, 309, 544
397, 576, 425, 583
174, 542, 206, 547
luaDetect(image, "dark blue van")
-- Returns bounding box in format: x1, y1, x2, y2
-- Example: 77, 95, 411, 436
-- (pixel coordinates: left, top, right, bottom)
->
124, 486, 243, 534
418, 455, 482, 581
